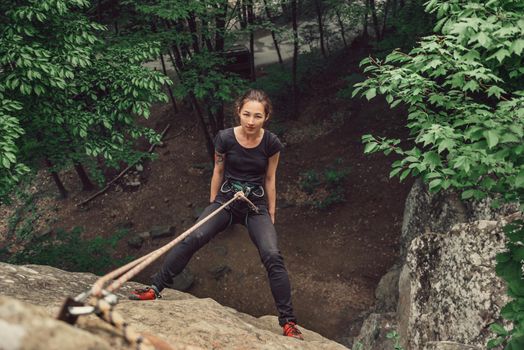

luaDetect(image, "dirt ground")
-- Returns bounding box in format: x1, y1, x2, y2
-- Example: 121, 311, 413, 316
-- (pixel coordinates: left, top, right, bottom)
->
0, 46, 412, 345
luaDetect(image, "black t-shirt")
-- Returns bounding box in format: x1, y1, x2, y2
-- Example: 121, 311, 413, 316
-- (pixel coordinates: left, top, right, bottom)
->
214, 128, 284, 185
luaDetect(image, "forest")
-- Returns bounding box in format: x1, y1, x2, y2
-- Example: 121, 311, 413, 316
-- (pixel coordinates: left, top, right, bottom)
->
0, 0, 523, 349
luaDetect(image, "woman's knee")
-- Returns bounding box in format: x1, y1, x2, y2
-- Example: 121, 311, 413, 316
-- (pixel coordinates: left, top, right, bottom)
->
184, 229, 212, 250
261, 250, 285, 270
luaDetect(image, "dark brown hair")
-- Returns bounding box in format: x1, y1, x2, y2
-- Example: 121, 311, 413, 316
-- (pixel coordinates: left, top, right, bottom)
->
235, 89, 273, 122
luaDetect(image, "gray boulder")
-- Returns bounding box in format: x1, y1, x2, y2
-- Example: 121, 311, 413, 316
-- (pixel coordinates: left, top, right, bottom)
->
401, 179, 518, 261
397, 220, 509, 350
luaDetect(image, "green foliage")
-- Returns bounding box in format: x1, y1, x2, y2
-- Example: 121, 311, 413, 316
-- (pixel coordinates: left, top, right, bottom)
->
299, 159, 350, 209
9, 195, 40, 241
252, 51, 330, 118
374, 0, 436, 54
3, 173, 53, 240
174, 50, 247, 108
300, 169, 322, 195
386, 331, 405, 350
352, 341, 364, 350
0, 95, 30, 203
354, 0, 524, 204
337, 73, 366, 99
353, 0, 524, 347
488, 220, 524, 350
6, 227, 133, 275
0, 0, 170, 203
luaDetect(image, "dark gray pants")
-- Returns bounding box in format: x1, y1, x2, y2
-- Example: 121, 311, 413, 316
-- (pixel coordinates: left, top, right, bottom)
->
152, 194, 297, 326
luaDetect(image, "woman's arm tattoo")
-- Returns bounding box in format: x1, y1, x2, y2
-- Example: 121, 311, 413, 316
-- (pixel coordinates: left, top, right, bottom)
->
215, 153, 224, 164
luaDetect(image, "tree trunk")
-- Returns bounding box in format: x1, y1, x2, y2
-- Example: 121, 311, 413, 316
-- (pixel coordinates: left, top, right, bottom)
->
167, 48, 181, 74
215, 104, 225, 131
381, 0, 391, 38
369, 0, 381, 41
281, 2, 288, 16
163, 20, 184, 72
336, 10, 348, 47
182, 43, 193, 60
190, 93, 215, 161
215, 1, 227, 52
45, 158, 68, 199
263, 0, 283, 64
207, 107, 218, 136
247, 0, 256, 81
313, 0, 327, 58
363, 0, 370, 38
159, 53, 179, 113
291, 0, 299, 119
392, 0, 398, 17
187, 13, 201, 54
240, 0, 248, 29
201, 17, 215, 52
74, 163, 95, 191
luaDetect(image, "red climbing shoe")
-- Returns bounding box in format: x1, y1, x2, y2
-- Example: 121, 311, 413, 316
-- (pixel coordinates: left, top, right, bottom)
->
129, 287, 160, 301
282, 322, 304, 340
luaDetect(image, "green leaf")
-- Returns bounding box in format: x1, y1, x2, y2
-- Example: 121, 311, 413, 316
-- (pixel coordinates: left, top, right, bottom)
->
476, 32, 491, 48
399, 169, 411, 181
490, 48, 510, 63
462, 189, 475, 199
515, 170, 524, 188
483, 130, 499, 149
390, 167, 403, 178
512, 246, 524, 262
489, 323, 509, 336
487, 336, 505, 348
364, 142, 378, 154
1, 157, 11, 169
496, 252, 511, 263
365, 88, 377, 100
511, 39, 524, 56
428, 178, 442, 191
423, 151, 441, 169
486, 86, 505, 98
437, 139, 455, 153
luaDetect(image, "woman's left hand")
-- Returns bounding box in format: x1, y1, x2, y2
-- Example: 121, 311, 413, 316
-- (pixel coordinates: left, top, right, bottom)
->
270, 212, 275, 224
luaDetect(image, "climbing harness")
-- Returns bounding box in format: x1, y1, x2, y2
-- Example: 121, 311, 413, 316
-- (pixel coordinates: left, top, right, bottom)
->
220, 179, 265, 200
57, 190, 258, 350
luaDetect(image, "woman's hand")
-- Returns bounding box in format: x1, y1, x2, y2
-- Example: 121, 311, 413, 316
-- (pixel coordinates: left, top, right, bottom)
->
270, 211, 275, 224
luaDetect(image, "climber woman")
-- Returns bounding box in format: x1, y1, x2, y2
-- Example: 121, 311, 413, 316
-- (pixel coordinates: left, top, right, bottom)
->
130, 89, 303, 340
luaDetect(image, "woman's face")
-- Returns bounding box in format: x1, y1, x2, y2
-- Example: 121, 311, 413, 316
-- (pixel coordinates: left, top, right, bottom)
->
238, 100, 268, 135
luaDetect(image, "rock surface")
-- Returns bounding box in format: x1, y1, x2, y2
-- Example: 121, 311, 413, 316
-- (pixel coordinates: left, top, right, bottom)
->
397, 220, 509, 349
400, 179, 468, 260
423, 341, 482, 350
353, 312, 397, 350
374, 265, 401, 313
401, 179, 518, 261
356, 177, 518, 350
0, 262, 347, 350
0, 296, 113, 350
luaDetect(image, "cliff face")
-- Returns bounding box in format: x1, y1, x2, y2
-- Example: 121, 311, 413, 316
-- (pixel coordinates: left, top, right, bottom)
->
397, 219, 509, 349
0, 263, 348, 350
355, 179, 516, 350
